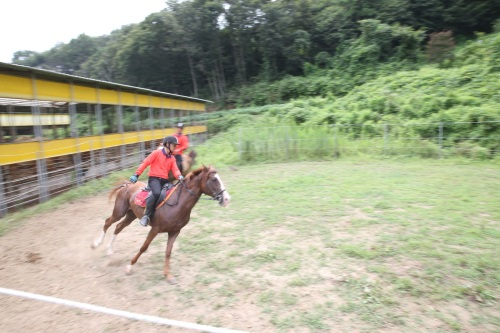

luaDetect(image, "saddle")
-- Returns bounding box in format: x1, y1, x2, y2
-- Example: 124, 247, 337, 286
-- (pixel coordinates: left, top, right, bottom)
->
134, 182, 177, 208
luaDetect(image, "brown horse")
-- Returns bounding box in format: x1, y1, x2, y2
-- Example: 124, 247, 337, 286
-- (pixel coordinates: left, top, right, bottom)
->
91, 165, 231, 284
179, 150, 197, 176
167, 150, 197, 180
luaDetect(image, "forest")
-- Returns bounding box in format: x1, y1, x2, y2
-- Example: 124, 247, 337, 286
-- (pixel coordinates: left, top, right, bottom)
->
11, 0, 500, 108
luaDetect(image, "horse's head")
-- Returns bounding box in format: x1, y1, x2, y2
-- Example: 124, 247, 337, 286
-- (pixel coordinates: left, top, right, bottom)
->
189, 165, 231, 207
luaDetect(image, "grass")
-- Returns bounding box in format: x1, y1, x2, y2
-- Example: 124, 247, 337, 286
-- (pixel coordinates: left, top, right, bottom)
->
173, 158, 499, 332
2, 157, 499, 332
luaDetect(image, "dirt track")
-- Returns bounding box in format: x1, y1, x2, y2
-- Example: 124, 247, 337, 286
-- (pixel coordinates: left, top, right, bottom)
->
0, 195, 255, 333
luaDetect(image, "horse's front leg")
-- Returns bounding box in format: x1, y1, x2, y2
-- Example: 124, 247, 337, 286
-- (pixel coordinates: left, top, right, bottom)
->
126, 227, 159, 274
164, 231, 180, 284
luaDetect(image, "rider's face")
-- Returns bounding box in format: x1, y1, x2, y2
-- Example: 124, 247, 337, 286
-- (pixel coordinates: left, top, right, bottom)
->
166, 143, 177, 151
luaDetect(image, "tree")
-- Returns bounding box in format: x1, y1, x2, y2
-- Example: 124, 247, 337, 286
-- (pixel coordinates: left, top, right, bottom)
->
41, 34, 97, 74
426, 31, 455, 64
12, 51, 44, 67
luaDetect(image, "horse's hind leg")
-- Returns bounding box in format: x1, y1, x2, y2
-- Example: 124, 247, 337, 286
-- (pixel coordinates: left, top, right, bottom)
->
91, 204, 129, 250
125, 227, 159, 275
106, 210, 137, 255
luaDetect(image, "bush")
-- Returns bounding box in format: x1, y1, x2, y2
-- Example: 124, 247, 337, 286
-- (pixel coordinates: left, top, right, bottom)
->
454, 142, 491, 160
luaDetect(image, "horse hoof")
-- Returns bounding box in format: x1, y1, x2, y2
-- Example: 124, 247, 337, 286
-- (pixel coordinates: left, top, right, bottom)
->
125, 264, 133, 275
166, 276, 177, 285
106, 249, 114, 256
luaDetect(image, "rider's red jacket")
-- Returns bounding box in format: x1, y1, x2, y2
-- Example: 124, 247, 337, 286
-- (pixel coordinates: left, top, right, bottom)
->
135, 148, 181, 180
173, 133, 189, 155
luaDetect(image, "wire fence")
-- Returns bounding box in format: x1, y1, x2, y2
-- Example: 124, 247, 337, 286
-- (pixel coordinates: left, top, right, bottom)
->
0, 121, 499, 217
231, 121, 500, 161
0, 132, 206, 217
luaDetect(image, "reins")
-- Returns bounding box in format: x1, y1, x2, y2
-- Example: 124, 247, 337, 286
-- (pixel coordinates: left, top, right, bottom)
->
178, 179, 226, 203
164, 180, 203, 207
164, 181, 184, 206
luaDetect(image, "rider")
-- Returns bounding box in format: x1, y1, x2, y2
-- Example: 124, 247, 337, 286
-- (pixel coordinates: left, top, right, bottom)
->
129, 136, 184, 227
173, 122, 189, 173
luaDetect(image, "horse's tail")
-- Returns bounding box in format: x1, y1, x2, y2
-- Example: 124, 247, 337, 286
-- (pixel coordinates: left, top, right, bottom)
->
108, 180, 129, 202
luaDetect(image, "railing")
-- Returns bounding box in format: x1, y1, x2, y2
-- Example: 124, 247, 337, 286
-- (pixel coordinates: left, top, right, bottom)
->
0, 132, 207, 217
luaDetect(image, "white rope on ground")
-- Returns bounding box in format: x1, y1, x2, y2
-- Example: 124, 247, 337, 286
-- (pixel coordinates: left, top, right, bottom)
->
0, 287, 248, 333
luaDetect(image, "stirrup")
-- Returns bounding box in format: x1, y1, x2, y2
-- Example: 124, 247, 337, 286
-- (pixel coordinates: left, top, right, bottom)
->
139, 215, 150, 227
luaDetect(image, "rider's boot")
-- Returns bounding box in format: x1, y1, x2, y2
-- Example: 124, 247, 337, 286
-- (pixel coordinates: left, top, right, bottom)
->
139, 195, 156, 227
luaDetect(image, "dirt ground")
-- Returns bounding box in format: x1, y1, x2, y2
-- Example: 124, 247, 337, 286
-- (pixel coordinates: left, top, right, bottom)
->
0, 195, 255, 333
1, 161, 497, 333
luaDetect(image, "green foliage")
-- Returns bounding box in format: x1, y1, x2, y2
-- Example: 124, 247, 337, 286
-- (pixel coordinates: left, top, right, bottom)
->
194, 31, 500, 162
11, 0, 500, 104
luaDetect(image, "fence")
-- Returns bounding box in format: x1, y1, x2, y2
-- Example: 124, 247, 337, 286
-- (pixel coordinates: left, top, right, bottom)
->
1, 121, 498, 217
0, 132, 206, 217
232, 121, 500, 161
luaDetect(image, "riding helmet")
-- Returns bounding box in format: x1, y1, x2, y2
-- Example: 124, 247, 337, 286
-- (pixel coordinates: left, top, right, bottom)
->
163, 136, 179, 146
177, 122, 184, 128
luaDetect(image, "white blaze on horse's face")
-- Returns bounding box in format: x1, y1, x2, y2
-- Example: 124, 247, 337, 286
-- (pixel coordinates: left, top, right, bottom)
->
214, 173, 231, 207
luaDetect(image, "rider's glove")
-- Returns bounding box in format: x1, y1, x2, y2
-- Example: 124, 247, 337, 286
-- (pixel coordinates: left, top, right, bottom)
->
129, 174, 138, 183
178, 175, 184, 181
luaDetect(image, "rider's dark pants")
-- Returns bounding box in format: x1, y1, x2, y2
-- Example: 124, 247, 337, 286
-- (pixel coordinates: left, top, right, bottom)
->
148, 176, 170, 203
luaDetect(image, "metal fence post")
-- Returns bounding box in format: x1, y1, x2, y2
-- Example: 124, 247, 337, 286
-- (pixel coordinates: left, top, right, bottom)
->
149, 106, 154, 151
0, 166, 7, 217
238, 127, 242, 162
439, 122, 444, 159
384, 124, 388, 155
334, 124, 339, 158
285, 126, 289, 160
69, 100, 84, 186
36, 152, 49, 204
96, 103, 107, 176
89, 141, 95, 181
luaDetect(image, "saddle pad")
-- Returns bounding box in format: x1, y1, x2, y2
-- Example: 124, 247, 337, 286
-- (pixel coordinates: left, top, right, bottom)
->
134, 186, 177, 208
134, 189, 150, 207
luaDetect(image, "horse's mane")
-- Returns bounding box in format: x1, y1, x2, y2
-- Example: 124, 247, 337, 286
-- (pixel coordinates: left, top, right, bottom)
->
185, 165, 214, 181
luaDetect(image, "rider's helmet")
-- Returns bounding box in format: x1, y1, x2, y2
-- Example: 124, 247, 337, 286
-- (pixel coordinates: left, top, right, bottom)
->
177, 122, 184, 128
163, 136, 179, 146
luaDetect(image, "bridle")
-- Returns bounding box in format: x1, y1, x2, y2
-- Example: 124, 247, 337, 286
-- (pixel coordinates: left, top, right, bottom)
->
179, 172, 226, 204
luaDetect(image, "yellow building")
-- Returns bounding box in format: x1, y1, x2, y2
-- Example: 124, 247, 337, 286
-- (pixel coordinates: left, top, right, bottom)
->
0, 62, 209, 216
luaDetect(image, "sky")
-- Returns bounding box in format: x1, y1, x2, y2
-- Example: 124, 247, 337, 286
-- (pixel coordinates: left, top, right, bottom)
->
0, 0, 167, 63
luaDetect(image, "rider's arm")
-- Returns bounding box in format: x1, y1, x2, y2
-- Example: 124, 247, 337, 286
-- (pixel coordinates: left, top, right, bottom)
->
135, 150, 158, 176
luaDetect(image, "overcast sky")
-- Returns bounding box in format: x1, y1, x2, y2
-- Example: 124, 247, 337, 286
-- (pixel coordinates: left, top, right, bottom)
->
1, 0, 167, 63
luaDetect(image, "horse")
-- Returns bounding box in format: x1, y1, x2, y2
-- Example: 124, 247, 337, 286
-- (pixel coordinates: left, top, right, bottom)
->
91, 165, 231, 284
176, 150, 197, 178
158, 148, 196, 180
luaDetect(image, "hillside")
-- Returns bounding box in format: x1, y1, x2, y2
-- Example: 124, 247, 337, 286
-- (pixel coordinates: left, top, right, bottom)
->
189, 31, 500, 163
12, 1, 500, 103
